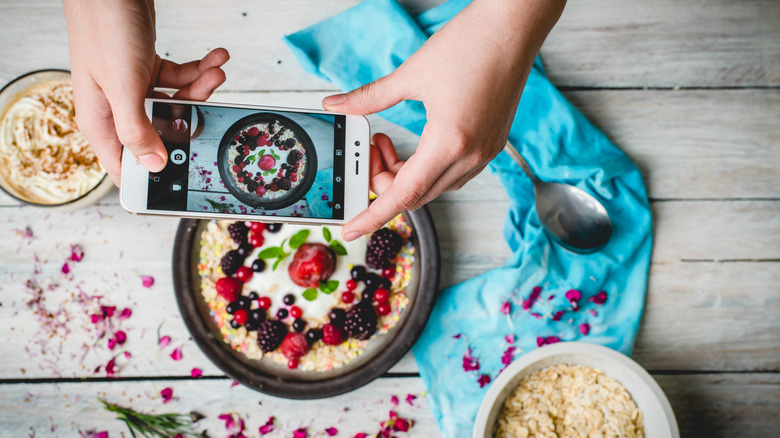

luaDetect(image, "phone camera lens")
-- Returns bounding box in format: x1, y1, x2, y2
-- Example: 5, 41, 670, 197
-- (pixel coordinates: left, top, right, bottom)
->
355, 152, 360, 157
354, 141, 360, 146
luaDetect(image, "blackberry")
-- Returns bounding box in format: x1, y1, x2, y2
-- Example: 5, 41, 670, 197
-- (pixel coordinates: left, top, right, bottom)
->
277, 178, 292, 191
343, 302, 377, 340
246, 181, 257, 193
274, 139, 282, 147
234, 156, 243, 165
256, 320, 287, 352
366, 228, 403, 269
285, 138, 296, 148
305, 329, 322, 344
220, 250, 244, 276
228, 222, 249, 244
287, 150, 302, 165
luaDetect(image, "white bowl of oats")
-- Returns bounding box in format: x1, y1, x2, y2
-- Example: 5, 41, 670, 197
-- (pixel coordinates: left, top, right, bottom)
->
0, 70, 112, 209
474, 342, 678, 438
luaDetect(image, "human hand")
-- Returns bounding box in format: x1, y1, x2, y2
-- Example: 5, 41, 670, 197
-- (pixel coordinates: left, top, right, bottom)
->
64, 0, 230, 183
323, 0, 565, 240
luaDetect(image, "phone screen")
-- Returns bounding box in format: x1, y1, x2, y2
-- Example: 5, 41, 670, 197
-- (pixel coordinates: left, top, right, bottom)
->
147, 101, 347, 220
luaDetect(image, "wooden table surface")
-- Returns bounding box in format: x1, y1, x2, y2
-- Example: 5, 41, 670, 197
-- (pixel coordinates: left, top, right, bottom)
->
1, 0, 779, 436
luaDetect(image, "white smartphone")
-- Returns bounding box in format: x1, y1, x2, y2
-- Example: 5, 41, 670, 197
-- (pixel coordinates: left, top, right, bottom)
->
120, 99, 370, 225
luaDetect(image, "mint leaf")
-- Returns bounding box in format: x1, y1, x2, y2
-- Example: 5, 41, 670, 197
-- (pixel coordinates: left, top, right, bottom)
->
302, 288, 318, 301
257, 247, 283, 259
247, 154, 257, 164
322, 227, 332, 242
289, 229, 310, 250
329, 241, 347, 256
319, 280, 339, 294
258, 148, 266, 155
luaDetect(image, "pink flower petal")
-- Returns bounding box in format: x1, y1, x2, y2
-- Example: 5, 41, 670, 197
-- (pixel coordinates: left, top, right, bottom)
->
123, 351, 132, 358
325, 427, 338, 436
70, 245, 84, 262
500, 301, 511, 315
107, 338, 117, 350
462, 348, 480, 372
90, 314, 102, 324
452, 334, 462, 339
230, 380, 240, 387
530, 286, 542, 301
390, 395, 399, 406
170, 347, 183, 361
101, 306, 116, 318
405, 394, 417, 406
293, 428, 307, 438
531, 312, 542, 319
501, 346, 517, 366
477, 374, 491, 388
258, 416, 275, 435
92, 432, 108, 438
504, 334, 516, 344
61, 263, 70, 274
158, 335, 171, 348
160, 387, 173, 403
354, 434, 367, 438
565, 289, 582, 310
114, 330, 127, 345
119, 308, 132, 320
191, 368, 203, 378
218, 413, 235, 430
394, 417, 410, 432
552, 311, 565, 321
579, 323, 591, 335
588, 309, 598, 317
589, 291, 608, 305
105, 358, 117, 377
141, 275, 155, 288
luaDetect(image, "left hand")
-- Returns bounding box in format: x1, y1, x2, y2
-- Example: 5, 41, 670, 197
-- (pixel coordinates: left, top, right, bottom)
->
324, 0, 566, 241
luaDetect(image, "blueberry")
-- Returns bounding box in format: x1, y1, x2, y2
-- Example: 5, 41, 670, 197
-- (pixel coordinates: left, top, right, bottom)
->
238, 296, 251, 309
328, 308, 346, 325
234, 155, 243, 165
226, 301, 240, 314
363, 273, 383, 292
237, 243, 253, 257
247, 291, 259, 301
350, 266, 367, 281
230, 319, 240, 329
266, 223, 282, 233
244, 319, 259, 331
292, 318, 306, 333
283, 294, 295, 306
251, 259, 266, 272
276, 308, 288, 320
251, 309, 266, 323
305, 329, 322, 344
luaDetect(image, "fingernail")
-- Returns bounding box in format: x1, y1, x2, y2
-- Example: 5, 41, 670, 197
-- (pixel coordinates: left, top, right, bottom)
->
323, 94, 346, 106
139, 153, 165, 172
343, 231, 361, 242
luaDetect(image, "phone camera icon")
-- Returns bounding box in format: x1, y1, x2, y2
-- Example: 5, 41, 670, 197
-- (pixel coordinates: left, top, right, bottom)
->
170, 149, 187, 165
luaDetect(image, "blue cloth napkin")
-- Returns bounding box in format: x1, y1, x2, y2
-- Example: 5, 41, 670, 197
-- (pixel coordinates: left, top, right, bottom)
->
285, 1, 652, 436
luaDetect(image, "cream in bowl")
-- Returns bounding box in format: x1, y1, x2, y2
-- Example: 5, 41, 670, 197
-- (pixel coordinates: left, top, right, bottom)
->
0, 70, 110, 207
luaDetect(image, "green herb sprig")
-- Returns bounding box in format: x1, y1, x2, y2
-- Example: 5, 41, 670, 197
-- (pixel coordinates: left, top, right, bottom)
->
99, 399, 202, 438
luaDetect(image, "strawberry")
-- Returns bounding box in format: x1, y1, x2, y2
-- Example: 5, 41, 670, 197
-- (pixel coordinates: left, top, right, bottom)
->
288, 243, 336, 288
215, 277, 242, 302
321, 323, 343, 346
280, 332, 308, 360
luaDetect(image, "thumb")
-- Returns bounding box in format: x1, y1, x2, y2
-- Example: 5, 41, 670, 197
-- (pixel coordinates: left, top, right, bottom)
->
109, 89, 167, 173
322, 72, 409, 115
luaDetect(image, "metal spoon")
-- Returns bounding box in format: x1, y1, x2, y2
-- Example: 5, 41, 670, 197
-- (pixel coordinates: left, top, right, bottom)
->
504, 142, 612, 253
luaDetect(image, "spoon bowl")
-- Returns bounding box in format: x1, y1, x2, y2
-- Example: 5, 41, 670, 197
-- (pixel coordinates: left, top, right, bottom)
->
504, 142, 612, 253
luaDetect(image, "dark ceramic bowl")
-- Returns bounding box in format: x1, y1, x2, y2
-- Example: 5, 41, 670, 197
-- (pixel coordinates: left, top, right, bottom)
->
217, 113, 317, 210
172, 208, 440, 399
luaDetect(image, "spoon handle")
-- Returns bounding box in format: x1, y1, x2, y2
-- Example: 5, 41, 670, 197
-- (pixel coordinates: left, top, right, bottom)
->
504, 141, 539, 183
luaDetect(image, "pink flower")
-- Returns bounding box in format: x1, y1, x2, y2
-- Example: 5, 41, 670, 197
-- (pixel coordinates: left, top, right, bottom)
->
505, 334, 516, 343
589, 291, 608, 305
90, 314, 102, 324
579, 323, 591, 335
258, 416, 275, 435
531, 312, 542, 319
405, 393, 417, 406
101, 306, 116, 318
123, 351, 132, 358
477, 374, 491, 388
170, 347, 183, 361
107, 338, 117, 350
230, 380, 240, 387
500, 301, 511, 315
325, 427, 338, 436
390, 395, 399, 406
293, 428, 307, 438
462, 348, 480, 372
191, 368, 203, 378
160, 387, 173, 403
119, 308, 132, 320
114, 330, 127, 345
394, 417, 410, 432
452, 334, 462, 339
501, 347, 517, 366
218, 413, 235, 430
552, 311, 565, 321
354, 434, 367, 438
141, 275, 155, 288
105, 358, 117, 377
565, 289, 582, 310
158, 335, 171, 348
70, 245, 84, 262
61, 263, 71, 274
522, 286, 542, 310
537, 336, 562, 347
588, 309, 598, 317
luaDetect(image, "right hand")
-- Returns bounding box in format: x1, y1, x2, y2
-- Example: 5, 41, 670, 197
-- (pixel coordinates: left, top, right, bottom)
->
64, 0, 230, 184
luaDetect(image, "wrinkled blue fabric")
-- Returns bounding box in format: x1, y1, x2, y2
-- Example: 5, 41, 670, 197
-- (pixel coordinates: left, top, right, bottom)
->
285, 1, 652, 437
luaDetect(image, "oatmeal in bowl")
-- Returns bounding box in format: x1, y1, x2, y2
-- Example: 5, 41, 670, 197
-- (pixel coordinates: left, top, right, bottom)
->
172, 208, 439, 398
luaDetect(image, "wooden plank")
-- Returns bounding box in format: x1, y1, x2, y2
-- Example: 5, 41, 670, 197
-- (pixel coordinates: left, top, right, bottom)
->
0, 377, 436, 437
2, 0, 778, 90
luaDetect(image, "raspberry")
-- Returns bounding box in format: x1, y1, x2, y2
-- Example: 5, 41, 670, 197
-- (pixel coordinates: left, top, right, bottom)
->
288, 243, 336, 288
220, 250, 244, 276
247, 127, 259, 137
280, 332, 308, 360
321, 323, 343, 346
366, 228, 403, 269
215, 277, 242, 302
228, 222, 249, 244
256, 320, 287, 353
343, 302, 378, 341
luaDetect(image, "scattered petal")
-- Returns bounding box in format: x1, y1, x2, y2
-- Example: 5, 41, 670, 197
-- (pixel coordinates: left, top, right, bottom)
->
191, 368, 203, 378
354, 434, 367, 438
565, 289, 582, 310
158, 335, 171, 348
504, 334, 516, 344
537, 336, 562, 348
119, 308, 132, 320
141, 275, 155, 288
70, 245, 84, 262
160, 387, 173, 403
531, 312, 542, 319
325, 427, 338, 436
462, 348, 480, 372
258, 416, 275, 435
107, 338, 117, 350
390, 395, 399, 406
477, 374, 491, 388
588, 309, 598, 317
501, 347, 517, 366
394, 417, 410, 432
123, 351, 132, 358
579, 323, 591, 335
452, 334, 462, 339
101, 306, 116, 318
105, 358, 117, 377
90, 314, 102, 324
170, 347, 183, 361
589, 291, 608, 305
92, 432, 108, 438
405, 394, 417, 406
61, 263, 70, 274
230, 380, 240, 387
500, 301, 511, 315
552, 311, 565, 321
293, 428, 307, 438
218, 414, 235, 431
114, 330, 127, 345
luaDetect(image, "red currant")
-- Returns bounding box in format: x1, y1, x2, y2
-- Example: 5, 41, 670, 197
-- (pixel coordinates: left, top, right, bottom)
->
345, 279, 357, 291
290, 306, 303, 318
250, 222, 266, 233
287, 357, 299, 369
233, 309, 248, 325
257, 296, 271, 309
236, 266, 253, 282
249, 231, 264, 247
374, 288, 390, 303
341, 291, 355, 304
382, 267, 396, 279
376, 303, 391, 316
